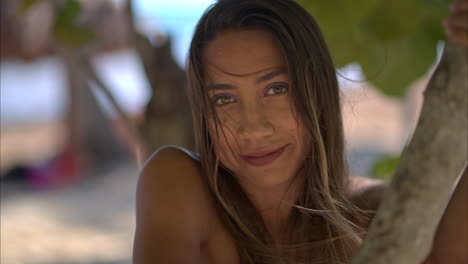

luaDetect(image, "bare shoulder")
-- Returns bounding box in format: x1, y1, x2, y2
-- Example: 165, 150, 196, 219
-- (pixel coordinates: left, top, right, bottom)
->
347, 175, 388, 201
347, 175, 389, 231
141, 145, 203, 181
133, 146, 216, 263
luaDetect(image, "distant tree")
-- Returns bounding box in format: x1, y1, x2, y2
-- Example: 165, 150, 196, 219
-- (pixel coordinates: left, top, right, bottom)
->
16, 0, 194, 166
13, 0, 134, 178
126, 1, 195, 155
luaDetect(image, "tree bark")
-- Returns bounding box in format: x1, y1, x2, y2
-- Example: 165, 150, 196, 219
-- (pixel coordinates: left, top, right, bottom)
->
351, 42, 467, 263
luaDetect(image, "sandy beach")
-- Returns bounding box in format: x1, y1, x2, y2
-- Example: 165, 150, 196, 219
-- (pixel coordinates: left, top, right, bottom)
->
1, 120, 140, 264
1, 163, 139, 264
1, 122, 65, 174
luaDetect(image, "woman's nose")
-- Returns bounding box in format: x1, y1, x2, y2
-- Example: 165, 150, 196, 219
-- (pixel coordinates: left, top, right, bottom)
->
237, 105, 274, 141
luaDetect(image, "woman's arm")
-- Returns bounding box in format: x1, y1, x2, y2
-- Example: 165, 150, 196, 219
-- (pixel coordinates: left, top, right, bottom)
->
133, 147, 212, 263
426, 167, 467, 264
347, 176, 387, 233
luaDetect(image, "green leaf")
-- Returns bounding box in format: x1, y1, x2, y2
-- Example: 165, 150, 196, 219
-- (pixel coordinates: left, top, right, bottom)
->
325, 27, 368, 67
362, 0, 423, 43
298, 0, 445, 95
17, 0, 42, 16
53, 0, 95, 47
372, 155, 400, 181
420, 0, 451, 42
298, 0, 375, 67
298, 0, 350, 37
55, 0, 82, 27
358, 29, 438, 97
421, 0, 451, 19
341, 0, 380, 25
54, 24, 95, 47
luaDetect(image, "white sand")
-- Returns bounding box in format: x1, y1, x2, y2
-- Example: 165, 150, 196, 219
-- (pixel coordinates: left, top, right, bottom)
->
1, 164, 138, 264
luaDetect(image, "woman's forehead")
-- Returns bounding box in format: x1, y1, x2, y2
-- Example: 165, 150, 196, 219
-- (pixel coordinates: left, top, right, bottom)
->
202, 29, 286, 79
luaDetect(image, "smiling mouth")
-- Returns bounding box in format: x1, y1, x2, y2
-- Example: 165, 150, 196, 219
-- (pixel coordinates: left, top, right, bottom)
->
242, 145, 288, 167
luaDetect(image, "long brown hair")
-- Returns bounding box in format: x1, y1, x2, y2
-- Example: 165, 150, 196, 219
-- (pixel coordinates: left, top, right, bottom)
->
187, 0, 364, 263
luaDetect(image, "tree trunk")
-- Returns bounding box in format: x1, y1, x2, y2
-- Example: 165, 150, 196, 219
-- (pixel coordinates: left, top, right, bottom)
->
351, 42, 467, 263
126, 1, 194, 158
60, 47, 130, 170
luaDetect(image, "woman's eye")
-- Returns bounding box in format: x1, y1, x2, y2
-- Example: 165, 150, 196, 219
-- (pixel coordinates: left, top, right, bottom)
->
213, 95, 235, 106
265, 84, 288, 95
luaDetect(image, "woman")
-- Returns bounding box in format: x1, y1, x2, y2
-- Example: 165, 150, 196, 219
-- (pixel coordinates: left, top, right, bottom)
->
133, 0, 468, 263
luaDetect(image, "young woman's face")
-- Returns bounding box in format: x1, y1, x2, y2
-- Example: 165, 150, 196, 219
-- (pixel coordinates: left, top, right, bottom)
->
203, 29, 310, 187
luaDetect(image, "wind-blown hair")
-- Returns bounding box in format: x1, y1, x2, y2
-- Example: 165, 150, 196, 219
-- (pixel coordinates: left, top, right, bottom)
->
187, 0, 364, 263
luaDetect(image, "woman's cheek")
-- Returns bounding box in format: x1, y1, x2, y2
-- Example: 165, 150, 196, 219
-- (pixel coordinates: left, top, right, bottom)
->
208, 112, 241, 167
266, 99, 297, 123
217, 108, 239, 140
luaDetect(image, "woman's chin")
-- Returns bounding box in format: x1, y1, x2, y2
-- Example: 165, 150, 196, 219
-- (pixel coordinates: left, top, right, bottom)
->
237, 170, 296, 189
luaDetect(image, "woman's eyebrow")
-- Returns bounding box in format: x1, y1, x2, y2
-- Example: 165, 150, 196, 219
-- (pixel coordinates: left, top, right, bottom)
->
255, 69, 286, 84
207, 83, 235, 91
207, 68, 287, 91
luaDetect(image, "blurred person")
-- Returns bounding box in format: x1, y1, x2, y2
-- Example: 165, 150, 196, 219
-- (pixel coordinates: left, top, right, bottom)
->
133, 0, 468, 263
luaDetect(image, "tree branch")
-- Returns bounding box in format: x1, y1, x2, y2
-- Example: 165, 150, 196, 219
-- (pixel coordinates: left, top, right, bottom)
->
79, 54, 140, 144
125, 0, 155, 81
352, 42, 468, 263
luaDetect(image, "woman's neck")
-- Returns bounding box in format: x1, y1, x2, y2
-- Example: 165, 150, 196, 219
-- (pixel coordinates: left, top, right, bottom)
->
237, 173, 304, 240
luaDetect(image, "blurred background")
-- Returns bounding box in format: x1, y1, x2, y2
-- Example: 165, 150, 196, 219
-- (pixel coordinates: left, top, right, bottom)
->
1, 0, 443, 263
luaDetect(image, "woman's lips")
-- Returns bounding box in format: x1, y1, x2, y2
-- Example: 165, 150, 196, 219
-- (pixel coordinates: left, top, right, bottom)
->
242, 145, 288, 167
